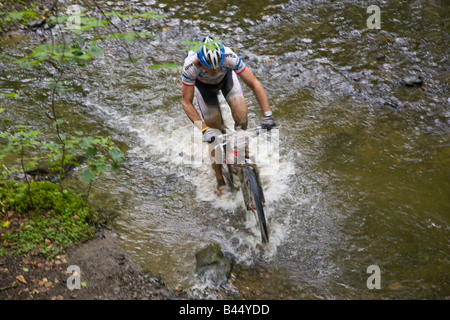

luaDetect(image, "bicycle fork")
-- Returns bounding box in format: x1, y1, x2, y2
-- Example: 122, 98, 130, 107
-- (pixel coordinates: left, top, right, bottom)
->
223, 140, 266, 209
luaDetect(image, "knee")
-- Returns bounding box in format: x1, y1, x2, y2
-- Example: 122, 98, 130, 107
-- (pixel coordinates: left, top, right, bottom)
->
204, 113, 224, 132
234, 118, 248, 130
235, 112, 248, 130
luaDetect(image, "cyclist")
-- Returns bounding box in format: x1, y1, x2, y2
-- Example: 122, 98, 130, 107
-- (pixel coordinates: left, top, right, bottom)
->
181, 36, 276, 194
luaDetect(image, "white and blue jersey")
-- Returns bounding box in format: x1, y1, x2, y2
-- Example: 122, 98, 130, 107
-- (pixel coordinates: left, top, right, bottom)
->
182, 46, 247, 86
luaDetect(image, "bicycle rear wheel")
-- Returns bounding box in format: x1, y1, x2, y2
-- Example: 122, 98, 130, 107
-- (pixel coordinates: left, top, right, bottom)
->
243, 166, 269, 243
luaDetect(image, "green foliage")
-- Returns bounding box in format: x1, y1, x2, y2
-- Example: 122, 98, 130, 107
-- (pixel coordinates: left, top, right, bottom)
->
107, 32, 155, 42
0, 6, 39, 24
181, 39, 223, 53
0, 108, 119, 258
181, 40, 204, 52
0, 180, 97, 257
0, 117, 43, 180
0, 4, 153, 258
104, 10, 163, 20
0, 104, 125, 193
0, 90, 20, 99
0, 181, 91, 219
148, 63, 180, 70
13, 41, 105, 67
0, 1, 43, 33
4, 6, 163, 67
74, 135, 124, 183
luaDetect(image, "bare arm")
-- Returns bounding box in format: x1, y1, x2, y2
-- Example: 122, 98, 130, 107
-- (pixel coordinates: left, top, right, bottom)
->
238, 67, 272, 116
181, 84, 207, 131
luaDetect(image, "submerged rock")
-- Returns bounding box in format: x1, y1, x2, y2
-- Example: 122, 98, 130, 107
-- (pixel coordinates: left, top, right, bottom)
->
27, 18, 47, 30
195, 243, 233, 289
402, 74, 423, 87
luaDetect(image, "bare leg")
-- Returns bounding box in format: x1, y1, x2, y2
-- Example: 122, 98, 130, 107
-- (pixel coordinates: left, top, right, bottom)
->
228, 96, 250, 164
203, 113, 226, 188
228, 96, 248, 130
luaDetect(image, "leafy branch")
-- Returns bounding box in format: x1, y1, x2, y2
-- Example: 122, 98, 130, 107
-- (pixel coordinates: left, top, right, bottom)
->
0, 109, 42, 208
181, 38, 223, 53
0, 107, 124, 201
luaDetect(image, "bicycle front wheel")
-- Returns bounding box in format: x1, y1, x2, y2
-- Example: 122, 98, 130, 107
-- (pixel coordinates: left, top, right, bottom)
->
243, 166, 269, 243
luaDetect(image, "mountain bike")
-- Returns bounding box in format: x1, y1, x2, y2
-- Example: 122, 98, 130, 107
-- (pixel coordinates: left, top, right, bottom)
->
213, 127, 269, 243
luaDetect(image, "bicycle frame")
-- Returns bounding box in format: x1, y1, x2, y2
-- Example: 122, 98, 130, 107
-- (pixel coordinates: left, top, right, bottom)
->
211, 126, 269, 243
212, 126, 264, 166
212, 126, 267, 204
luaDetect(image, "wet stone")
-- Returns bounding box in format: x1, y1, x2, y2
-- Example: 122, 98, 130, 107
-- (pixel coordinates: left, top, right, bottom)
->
403, 74, 424, 87
195, 243, 233, 289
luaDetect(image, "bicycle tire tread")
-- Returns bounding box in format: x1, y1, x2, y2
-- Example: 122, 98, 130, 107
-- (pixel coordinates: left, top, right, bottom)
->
244, 166, 269, 243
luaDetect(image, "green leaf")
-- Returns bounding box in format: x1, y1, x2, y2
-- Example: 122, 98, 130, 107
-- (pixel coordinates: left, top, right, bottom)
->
136, 32, 155, 39
85, 147, 97, 158
205, 39, 223, 51
52, 119, 63, 127
76, 54, 92, 61
79, 17, 102, 31
48, 81, 64, 90
163, 63, 180, 69
128, 57, 143, 63
123, 32, 136, 42
7, 11, 24, 21
109, 148, 124, 163
29, 44, 52, 61
80, 170, 96, 182
111, 161, 121, 172
81, 137, 93, 148
6, 92, 19, 98
180, 40, 203, 52
88, 43, 103, 57
0, 53, 13, 60
148, 64, 164, 70
97, 164, 108, 173
14, 125, 28, 131
149, 63, 180, 70
25, 161, 37, 171
138, 11, 164, 19
49, 16, 68, 24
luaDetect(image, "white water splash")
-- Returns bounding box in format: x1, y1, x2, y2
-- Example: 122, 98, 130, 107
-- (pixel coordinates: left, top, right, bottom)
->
116, 95, 296, 264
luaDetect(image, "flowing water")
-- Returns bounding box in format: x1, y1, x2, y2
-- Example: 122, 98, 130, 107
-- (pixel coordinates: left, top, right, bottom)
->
1, 0, 449, 299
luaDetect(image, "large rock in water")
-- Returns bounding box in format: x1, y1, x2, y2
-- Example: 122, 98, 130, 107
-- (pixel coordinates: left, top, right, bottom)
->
402, 74, 423, 87
195, 243, 232, 289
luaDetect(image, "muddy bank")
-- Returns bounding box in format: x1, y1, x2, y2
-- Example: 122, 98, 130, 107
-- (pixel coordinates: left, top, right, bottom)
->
0, 226, 187, 300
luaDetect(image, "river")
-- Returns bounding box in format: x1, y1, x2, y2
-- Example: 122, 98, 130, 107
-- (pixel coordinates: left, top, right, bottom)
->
1, 0, 449, 299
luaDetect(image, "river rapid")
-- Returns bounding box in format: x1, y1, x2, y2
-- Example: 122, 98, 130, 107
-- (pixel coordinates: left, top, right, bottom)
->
1, 0, 449, 299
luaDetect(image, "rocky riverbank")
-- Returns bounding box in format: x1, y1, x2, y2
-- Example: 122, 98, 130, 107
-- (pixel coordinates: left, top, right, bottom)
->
0, 225, 187, 300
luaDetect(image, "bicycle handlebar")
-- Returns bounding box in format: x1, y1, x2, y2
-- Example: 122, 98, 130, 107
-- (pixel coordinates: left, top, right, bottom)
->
215, 126, 264, 142
212, 126, 277, 155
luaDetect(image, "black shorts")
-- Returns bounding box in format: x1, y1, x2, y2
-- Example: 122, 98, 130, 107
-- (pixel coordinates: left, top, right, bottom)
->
195, 70, 244, 122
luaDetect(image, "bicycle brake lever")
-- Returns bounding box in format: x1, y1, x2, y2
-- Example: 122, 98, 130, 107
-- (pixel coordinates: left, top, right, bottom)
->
256, 125, 262, 136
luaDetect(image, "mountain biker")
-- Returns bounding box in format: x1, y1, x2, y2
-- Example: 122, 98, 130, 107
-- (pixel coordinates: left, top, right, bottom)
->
181, 36, 276, 194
